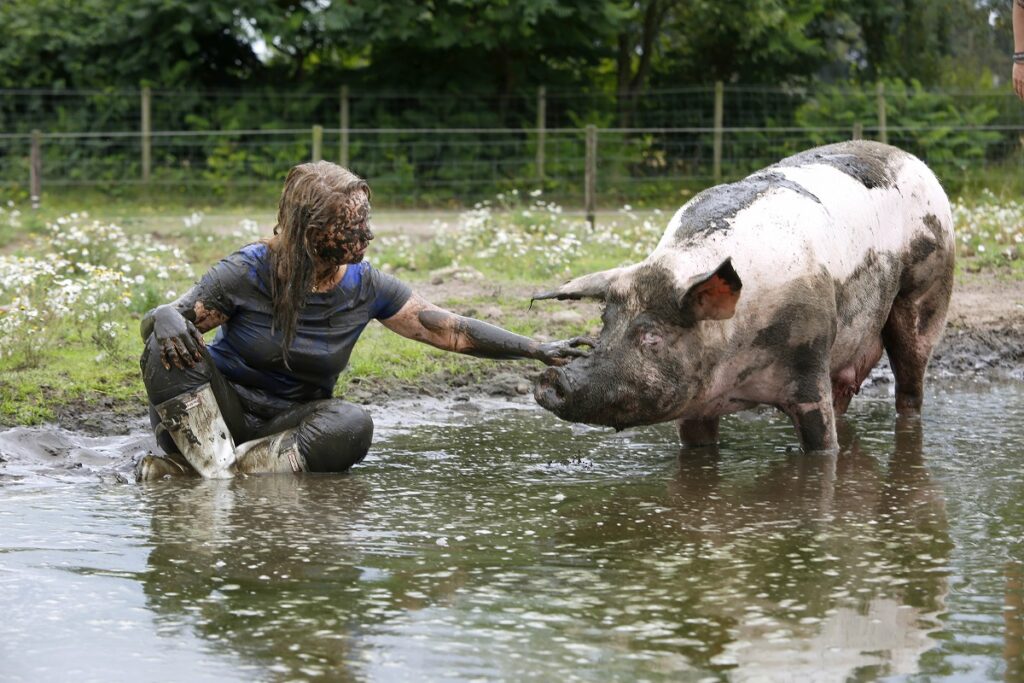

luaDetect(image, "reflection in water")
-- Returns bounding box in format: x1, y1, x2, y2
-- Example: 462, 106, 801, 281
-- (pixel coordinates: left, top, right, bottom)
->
142, 475, 380, 680
3, 384, 1024, 681
131, 408, 953, 681
673, 418, 951, 681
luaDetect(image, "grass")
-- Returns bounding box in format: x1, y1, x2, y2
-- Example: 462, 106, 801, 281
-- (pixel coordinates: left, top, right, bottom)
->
0, 334, 143, 424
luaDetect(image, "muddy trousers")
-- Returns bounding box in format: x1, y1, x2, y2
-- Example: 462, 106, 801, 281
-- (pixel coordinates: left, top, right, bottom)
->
140, 334, 373, 472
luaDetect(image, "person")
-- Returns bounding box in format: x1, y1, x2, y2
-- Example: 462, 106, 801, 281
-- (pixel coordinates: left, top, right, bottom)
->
137, 161, 590, 481
1015, 0, 1024, 100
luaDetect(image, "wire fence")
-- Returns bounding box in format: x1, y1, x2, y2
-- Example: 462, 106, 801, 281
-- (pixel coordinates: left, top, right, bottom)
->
2, 84, 1024, 207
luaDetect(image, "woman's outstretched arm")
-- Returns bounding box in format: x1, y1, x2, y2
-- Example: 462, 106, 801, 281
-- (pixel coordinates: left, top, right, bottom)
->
380, 293, 592, 366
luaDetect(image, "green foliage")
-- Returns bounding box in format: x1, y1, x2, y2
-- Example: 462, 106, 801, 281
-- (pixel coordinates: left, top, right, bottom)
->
794, 79, 1003, 188
0, 0, 1018, 206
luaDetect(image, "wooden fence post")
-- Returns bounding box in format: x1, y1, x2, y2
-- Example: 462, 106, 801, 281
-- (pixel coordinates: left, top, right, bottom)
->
876, 82, 887, 145
141, 86, 152, 183
713, 81, 724, 184
852, 121, 863, 140
584, 124, 597, 229
312, 125, 323, 162
340, 85, 350, 168
536, 85, 546, 184
29, 130, 42, 209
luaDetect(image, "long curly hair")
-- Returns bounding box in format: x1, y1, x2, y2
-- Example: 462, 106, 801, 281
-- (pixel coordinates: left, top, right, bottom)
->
267, 161, 370, 364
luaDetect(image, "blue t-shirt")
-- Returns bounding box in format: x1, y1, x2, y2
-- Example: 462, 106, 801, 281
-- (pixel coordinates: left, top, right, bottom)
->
203, 243, 411, 411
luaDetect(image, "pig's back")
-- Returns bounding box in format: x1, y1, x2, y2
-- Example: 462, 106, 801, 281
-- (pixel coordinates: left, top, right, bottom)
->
655, 141, 953, 374
658, 141, 951, 303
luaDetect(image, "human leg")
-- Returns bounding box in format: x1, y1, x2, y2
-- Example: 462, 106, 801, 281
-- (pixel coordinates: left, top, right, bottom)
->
234, 399, 374, 474
138, 334, 253, 479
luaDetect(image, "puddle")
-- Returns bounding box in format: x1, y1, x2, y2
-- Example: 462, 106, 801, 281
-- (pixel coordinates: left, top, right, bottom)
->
1, 381, 1023, 681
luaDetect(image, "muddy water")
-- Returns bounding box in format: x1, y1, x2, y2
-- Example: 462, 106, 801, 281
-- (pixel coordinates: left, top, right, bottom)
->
1, 382, 1024, 682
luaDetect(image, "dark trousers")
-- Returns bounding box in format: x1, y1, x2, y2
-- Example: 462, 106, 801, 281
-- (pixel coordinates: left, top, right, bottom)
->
140, 334, 373, 472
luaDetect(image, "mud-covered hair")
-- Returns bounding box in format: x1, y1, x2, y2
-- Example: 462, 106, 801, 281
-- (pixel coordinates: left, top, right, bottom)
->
267, 161, 370, 364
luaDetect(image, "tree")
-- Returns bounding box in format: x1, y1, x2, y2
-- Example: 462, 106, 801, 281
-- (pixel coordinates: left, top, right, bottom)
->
0, 0, 265, 89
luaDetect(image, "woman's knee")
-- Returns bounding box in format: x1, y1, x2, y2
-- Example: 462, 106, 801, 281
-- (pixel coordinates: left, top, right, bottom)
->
140, 333, 215, 405
296, 401, 374, 473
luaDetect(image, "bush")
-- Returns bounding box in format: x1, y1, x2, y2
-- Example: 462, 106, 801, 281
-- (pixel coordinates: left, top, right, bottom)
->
793, 79, 1003, 189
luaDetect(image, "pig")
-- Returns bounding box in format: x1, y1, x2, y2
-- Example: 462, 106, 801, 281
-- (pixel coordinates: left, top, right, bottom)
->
533, 141, 955, 453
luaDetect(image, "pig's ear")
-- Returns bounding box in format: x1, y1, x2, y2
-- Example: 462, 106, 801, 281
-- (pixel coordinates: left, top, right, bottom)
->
679, 258, 742, 322
531, 267, 624, 302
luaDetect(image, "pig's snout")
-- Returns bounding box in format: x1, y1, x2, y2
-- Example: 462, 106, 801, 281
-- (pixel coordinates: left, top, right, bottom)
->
536, 366, 573, 413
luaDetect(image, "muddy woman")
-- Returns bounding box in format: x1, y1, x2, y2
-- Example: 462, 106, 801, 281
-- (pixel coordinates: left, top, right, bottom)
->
137, 161, 590, 481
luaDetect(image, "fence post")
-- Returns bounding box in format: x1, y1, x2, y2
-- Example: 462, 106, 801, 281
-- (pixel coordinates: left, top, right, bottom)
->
713, 81, 724, 184
141, 86, 152, 183
852, 121, 863, 140
584, 124, 597, 229
312, 125, 323, 162
536, 85, 546, 184
876, 82, 887, 145
29, 130, 42, 209
339, 85, 350, 168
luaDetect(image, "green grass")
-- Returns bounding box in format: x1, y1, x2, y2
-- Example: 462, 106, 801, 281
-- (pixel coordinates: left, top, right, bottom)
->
0, 328, 143, 424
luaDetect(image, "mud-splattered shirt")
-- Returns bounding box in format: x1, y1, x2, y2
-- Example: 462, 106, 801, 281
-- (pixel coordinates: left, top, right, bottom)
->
202, 243, 411, 414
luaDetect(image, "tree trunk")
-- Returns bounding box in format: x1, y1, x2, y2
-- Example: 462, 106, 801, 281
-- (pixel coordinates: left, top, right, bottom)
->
615, 0, 670, 128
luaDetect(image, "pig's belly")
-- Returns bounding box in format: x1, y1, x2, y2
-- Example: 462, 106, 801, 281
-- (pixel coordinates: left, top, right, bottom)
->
829, 306, 891, 400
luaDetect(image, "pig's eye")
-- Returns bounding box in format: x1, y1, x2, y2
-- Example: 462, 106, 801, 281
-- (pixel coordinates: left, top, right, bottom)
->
640, 329, 663, 349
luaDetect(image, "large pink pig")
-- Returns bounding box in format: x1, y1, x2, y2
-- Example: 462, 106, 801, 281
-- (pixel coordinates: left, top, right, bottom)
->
534, 141, 955, 452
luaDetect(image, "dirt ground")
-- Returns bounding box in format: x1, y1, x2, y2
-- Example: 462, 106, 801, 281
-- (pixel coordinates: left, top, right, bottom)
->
923, 272, 1024, 380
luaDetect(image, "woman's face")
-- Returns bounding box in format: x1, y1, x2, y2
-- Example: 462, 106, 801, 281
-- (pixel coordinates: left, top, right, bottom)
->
313, 191, 374, 265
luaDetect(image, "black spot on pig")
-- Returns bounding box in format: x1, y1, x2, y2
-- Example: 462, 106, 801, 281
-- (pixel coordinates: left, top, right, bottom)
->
834, 250, 901, 329
789, 334, 832, 403
900, 214, 952, 294
795, 408, 829, 450
633, 263, 690, 325
737, 360, 770, 384
908, 213, 947, 266
752, 296, 835, 404
908, 235, 937, 263
672, 172, 820, 246
775, 141, 899, 190
922, 213, 945, 242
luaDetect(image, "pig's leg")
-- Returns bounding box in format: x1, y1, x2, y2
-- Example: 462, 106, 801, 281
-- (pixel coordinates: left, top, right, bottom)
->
883, 213, 954, 415
780, 375, 839, 453
785, 401, 838, 453
882, 279, 952, 415
677, 417, 720, 448
831, 367, 858, 416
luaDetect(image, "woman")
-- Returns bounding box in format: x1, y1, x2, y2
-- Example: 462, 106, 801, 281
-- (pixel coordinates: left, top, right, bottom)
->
137, 161, 589, 481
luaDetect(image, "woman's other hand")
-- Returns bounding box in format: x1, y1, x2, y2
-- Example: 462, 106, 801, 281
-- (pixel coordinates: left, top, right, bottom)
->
152, 305, 206, 370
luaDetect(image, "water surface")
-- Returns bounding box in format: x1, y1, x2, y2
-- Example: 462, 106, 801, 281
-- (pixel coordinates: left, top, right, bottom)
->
2, 383, 1023, 681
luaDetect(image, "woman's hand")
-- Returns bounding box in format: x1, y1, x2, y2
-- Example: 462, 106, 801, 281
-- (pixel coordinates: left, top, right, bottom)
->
152, 305, 206, 370
533, 336, 595, 366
